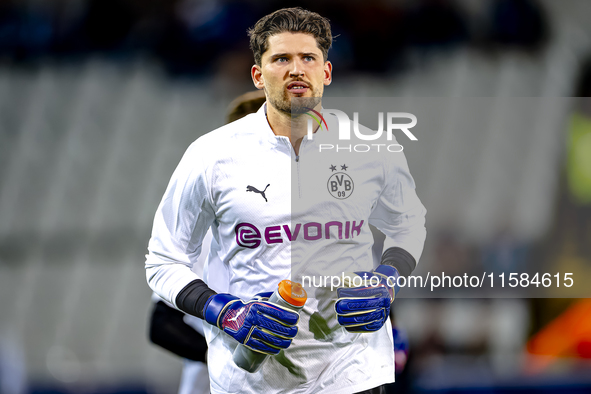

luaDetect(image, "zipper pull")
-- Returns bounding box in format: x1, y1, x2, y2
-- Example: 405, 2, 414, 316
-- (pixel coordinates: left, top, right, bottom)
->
296, 156, 299, 162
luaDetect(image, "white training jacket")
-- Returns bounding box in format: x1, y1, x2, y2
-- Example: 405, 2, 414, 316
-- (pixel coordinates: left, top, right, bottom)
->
146, 103, 426, 394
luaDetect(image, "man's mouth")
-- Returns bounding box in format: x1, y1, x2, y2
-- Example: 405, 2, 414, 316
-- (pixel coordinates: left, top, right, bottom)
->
287, 81, 310, 94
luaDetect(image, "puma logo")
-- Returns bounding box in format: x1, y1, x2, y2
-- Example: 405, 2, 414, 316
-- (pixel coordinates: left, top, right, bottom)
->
228, 307, 246, 322
246, 184, 270, 202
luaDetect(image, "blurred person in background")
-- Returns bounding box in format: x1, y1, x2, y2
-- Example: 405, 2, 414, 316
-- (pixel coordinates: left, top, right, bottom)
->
148, 91, 266, 394
149, 291, 211, 394
149, 230, 212, 394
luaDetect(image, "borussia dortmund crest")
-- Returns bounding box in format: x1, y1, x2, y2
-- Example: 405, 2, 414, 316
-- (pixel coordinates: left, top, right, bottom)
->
327, 164, 354, 199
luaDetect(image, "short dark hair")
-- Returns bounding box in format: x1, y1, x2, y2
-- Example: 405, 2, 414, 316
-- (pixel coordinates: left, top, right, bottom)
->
248, 7, 332, 66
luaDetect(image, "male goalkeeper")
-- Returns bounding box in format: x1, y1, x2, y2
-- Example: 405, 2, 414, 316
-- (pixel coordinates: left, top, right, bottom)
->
145, 7, 426, 394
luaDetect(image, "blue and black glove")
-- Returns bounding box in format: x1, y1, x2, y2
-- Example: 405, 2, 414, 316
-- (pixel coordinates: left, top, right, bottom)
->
335, 265, 400, 332
203, 292, 299, 355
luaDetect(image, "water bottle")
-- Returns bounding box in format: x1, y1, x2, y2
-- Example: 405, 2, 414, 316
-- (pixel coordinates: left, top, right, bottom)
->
232, 279, 307, 373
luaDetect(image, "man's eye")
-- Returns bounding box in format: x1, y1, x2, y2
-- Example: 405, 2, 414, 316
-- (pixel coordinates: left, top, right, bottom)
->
304, 56, 314, 61
276, 57, 288, 63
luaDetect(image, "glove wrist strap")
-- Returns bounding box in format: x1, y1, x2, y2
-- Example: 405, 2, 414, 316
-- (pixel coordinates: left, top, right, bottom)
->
204, 293, 240, 328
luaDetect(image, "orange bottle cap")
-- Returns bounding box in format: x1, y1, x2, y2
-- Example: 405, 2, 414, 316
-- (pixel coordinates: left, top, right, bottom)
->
278, 280, 307, 307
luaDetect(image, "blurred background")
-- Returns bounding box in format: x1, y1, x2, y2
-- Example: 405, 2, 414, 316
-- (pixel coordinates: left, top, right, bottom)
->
0, 0, 591, 393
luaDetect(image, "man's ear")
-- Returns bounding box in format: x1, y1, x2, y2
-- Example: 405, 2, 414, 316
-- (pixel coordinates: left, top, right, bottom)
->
324, 61, 333, 86
251, 65, 264, 90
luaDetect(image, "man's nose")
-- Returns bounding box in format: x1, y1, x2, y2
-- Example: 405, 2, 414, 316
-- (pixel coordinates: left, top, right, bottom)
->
289, 59, 305, 78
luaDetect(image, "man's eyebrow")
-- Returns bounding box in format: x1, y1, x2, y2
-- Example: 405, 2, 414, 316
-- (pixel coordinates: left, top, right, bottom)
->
270, 53, 289, 59
269, 52, 319, 59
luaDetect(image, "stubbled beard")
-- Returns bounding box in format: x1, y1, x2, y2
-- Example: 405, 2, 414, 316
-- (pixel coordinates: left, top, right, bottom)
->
266, 87, 292, 114
265, 87, 322, 116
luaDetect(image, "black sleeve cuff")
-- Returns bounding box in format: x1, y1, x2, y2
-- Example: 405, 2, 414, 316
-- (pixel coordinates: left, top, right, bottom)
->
380, 247, 416, 277
175, 279, 217, 319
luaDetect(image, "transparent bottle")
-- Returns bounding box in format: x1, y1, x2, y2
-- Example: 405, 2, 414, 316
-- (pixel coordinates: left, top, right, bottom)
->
232, 280, 307, 373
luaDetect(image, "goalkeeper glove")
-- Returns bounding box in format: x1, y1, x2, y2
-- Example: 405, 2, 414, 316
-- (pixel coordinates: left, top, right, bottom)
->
335, 265, 400, 332
203, 292, 299, 355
